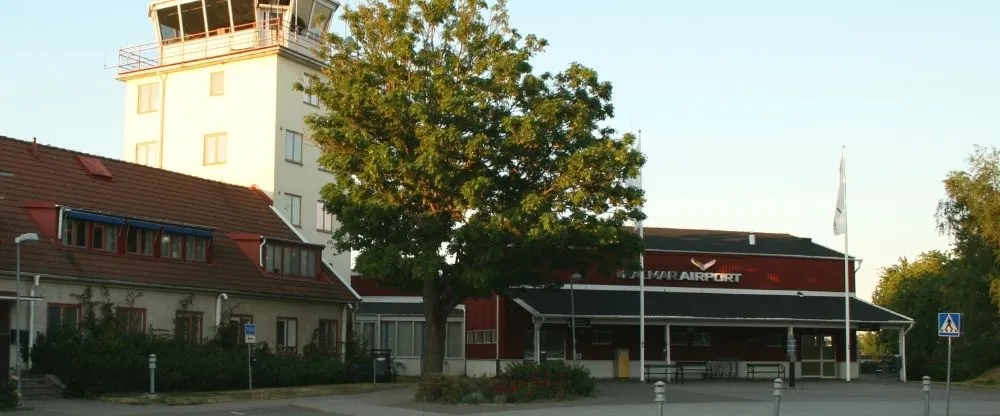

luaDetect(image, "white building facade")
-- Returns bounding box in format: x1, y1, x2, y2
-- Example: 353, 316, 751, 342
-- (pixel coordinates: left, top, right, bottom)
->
114, 0, 351, 282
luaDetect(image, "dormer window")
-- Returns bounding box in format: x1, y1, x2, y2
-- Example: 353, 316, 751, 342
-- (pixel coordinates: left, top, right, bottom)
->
59, 208, 213, 263
263, 242, 319, 277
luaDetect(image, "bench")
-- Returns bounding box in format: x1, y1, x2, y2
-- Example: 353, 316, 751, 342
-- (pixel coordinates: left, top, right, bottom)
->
676, 361, 710, 381
745, 363, 786, 381
644, 363, 682, 383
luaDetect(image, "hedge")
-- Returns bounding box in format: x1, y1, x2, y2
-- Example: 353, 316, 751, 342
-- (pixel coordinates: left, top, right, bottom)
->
29, 287, 364, 398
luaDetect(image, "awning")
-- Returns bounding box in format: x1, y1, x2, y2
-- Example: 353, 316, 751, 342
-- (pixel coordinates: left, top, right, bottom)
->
512, 288, 913, 326
357, 301, 464, 317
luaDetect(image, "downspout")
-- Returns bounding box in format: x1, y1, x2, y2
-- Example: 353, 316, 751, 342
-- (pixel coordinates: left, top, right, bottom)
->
215, 293, 228, 331
258, 237, 268, 269
340, 303, 352, 360
28, 274, 40, 370
495, 293, 500, 375
56, 206, 65, 241
900, 322, 914, 382
157, 71, 167, 168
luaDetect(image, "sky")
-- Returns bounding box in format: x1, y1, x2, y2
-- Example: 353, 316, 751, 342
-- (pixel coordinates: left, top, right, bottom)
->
2, 0, 998, 300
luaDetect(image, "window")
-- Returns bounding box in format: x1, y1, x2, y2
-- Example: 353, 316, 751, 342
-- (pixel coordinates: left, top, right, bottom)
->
135, 142, 158, 167
276, 317, 298, 353
316, 201, 334, 232
175, 311, 203, 342
160, 232, 183, 259
591, 330, 612, 345
116, 307, 147, 332
465, 329, 497, 344
210, 71, 224, 96
670, 330, 689, 347
186, 236, 209, 262
91, 223, 119, 252
286, 193, 302, 226
138, 83, 159, 113
692, 331, 712, 347
284, 130, 303, 164
302, 73, 319, 106
46, 304, 80, 332
355, 321, 376, 351
126, 227, 155, 255
379, 321, 422, 357
203, 133, 228, 165
263, 243, 317, 277
446, 321, 463, 358
318, 319, 338, 354
62, 218, 89, 247
523, 329, 565, 360
230, 314, 253, 344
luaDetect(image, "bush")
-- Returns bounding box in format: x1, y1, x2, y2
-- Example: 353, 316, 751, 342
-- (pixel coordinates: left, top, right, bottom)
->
497, 361, 595, 402
415, 361, 595, 404
0, 379, 18, 410
29, 289, 353, 398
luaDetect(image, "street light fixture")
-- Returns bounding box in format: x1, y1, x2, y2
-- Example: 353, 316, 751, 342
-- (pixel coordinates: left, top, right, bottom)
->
569, 272, 583, 367
13, 232, 40, 407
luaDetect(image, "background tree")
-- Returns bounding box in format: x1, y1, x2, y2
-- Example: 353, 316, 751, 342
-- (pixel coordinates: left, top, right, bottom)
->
871, 145, 1000, 381
302, 0, 645, 373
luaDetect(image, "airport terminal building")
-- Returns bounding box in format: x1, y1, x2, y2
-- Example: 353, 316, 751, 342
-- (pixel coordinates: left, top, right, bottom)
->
354, 227, 914, 382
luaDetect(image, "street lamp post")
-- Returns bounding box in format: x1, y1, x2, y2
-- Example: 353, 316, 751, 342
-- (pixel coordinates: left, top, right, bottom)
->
570, 272, 582, 366
13, 232, 40, 407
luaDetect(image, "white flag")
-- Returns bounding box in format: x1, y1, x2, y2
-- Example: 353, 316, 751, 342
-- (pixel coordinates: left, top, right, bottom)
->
833, 150, 847, 235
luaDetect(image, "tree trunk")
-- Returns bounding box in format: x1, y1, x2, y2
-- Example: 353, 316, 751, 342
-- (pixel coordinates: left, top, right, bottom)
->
422, 277, 450, 374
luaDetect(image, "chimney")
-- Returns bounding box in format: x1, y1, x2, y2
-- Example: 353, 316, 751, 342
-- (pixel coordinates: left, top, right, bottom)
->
32, 137, 37, 157
748, 233, 756, 245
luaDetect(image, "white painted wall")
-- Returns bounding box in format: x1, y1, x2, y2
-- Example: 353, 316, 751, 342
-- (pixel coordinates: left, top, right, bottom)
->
119, 50, 351, 281
3, 278, 344, 371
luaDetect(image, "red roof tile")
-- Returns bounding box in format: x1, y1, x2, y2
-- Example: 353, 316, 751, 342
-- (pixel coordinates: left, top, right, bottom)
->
0, 136, 357, 302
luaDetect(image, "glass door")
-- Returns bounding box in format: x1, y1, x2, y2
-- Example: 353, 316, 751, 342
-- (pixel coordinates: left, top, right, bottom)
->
800, 334, 836, 378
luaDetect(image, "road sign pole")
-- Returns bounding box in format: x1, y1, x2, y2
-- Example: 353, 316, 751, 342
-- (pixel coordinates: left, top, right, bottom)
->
945, 336, 952, 416
248, 342, 253, 393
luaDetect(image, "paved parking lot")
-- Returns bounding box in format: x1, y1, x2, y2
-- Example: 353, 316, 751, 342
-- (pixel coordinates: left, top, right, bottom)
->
22, 379, 1000, 416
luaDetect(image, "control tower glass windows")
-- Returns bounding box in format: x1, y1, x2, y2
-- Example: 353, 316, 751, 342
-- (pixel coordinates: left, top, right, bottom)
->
310, 2, 334, 35
204, 0, 231, 35
180, 2, 207, 39
156, 6, 181, 43
231, 0, 255, 28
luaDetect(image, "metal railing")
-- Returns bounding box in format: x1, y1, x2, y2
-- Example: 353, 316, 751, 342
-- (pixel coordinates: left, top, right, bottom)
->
112, 19, 327, 75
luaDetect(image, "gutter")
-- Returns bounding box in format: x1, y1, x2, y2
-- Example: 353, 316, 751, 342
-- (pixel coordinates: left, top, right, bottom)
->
0, 271, 353, 305
644, 248, 858, 262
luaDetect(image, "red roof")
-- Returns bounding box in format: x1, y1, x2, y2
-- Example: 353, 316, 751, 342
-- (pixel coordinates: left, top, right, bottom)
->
0, 136, 357, 302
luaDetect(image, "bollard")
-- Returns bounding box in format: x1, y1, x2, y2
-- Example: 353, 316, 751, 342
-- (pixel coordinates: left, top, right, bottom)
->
654, 381, 666, 416
148, 354, 157, 397
923, 376, 931, 416
773, 377, 782, 416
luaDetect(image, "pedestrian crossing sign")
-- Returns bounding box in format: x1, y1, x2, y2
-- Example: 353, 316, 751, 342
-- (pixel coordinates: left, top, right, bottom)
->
937, 312, 961, 337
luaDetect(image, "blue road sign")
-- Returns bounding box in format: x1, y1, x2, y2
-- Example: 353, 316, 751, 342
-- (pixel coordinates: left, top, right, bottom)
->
937, 312, 961, 337
244, 323, 257, 343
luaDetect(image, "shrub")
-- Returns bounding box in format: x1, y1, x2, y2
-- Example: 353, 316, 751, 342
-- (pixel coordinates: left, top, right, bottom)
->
0, 379, 18, 410
29, 287, 353, 398
416, 361, 595, 404
498, 361, 595, 402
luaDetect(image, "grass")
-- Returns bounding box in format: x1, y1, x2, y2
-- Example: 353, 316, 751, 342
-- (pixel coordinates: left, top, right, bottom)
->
98, 380, 417, 406
961, 366, 1000, 388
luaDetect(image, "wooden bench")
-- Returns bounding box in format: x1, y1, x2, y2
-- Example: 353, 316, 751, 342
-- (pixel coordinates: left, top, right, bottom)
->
745, 363, 786, 381
644, 363, 682, 383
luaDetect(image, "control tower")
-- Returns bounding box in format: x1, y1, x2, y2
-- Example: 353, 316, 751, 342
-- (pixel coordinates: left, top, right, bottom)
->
112, 0, 352, 283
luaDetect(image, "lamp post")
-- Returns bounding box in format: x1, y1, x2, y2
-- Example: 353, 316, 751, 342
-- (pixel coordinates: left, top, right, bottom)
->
570, 272, 582, 366
13, 232, 40, 407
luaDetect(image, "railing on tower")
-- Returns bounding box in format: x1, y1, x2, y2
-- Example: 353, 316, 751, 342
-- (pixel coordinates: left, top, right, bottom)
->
112, 19, 327, 75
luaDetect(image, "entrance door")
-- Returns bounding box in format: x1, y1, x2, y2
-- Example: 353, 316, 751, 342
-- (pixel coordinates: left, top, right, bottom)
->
800, 334, 836, 378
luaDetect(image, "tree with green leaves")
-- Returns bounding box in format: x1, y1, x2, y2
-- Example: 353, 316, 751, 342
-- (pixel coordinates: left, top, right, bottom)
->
301, 0, 645, 374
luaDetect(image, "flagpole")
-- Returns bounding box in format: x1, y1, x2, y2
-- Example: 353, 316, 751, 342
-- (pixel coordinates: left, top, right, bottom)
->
841, 145, 851, 383
637, 129, 646, 383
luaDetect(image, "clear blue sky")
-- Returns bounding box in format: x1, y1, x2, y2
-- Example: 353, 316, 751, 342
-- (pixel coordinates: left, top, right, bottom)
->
2, 1, 997, 300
